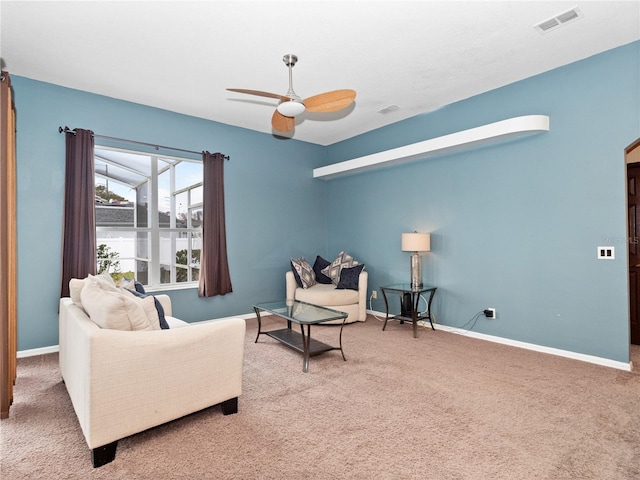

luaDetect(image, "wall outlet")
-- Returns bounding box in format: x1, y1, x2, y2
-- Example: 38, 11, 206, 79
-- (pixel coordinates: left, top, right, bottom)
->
484, 308, 496, 319
597, 246, 615, 259
371, 290, 377, 299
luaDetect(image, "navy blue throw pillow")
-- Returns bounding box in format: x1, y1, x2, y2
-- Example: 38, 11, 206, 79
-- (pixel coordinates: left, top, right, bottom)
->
126, 289, 170, 329
134, 281, 146, 294
313, 256, 333, 284
336, 264, 365, 290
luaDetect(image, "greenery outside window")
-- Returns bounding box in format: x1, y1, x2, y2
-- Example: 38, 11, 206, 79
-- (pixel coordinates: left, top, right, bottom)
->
94, 147, 202, 289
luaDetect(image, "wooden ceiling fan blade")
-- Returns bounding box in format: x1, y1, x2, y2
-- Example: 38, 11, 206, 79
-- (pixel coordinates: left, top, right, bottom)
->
227, 88, 291, 102
271, 110, 295, 133
304, 89, 356, 113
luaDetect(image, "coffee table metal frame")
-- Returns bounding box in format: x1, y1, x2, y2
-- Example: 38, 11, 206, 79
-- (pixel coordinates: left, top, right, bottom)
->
253, 300, 348, 373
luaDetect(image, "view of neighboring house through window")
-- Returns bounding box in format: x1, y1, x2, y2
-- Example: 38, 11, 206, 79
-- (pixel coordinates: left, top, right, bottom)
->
94, 147, 203, 288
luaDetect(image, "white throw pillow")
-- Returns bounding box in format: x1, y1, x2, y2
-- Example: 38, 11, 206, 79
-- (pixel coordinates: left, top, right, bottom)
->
91, 273, 118, 291
69, 273, 116, 310
121, 289, 161, 331
69, 278, 87, 307
80, 278, 154, 331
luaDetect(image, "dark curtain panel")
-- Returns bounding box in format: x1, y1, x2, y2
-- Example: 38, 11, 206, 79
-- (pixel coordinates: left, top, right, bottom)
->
60, 128, 96, 297
198, 151, 232, 297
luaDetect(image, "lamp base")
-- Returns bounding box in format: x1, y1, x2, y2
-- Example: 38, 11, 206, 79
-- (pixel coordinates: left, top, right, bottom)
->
410, 252, 423, 289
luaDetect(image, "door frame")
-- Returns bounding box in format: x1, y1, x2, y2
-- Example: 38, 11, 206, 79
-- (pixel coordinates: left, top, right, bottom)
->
625, 138, 640, 348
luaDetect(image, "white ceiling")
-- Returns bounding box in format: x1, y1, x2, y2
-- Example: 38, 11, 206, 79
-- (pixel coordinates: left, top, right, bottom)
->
1, 1, 639, 146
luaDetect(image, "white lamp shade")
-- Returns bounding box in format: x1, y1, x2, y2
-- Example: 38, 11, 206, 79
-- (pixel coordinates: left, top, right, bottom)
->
276, 100, 306, 117
401, 232, 430, 252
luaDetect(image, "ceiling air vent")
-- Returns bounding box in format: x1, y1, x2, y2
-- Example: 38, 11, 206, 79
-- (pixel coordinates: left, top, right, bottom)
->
534, 7, 583, 34
377, 105, 400, 115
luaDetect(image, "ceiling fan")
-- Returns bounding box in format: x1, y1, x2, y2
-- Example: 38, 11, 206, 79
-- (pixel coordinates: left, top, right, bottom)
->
227, 54, 356, 133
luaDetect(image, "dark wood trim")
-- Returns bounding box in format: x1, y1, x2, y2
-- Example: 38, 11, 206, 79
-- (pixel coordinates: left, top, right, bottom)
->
0, 71, 17, 420
625, 138, 640, 154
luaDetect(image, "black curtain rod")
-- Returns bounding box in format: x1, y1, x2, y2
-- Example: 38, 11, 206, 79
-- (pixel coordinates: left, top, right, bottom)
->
58, 126, 229, 160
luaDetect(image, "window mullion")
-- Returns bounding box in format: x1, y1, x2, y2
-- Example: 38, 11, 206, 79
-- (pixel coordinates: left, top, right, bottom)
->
150, 157, 160, 286
170, 163, 176, 284
187, 189, 192, 281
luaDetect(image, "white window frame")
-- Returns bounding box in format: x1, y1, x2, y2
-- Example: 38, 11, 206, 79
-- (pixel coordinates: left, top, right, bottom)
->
95, 146, 202, 291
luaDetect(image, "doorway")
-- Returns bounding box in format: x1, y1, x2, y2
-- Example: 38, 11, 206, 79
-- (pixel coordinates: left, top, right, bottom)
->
626, 138, 640, 346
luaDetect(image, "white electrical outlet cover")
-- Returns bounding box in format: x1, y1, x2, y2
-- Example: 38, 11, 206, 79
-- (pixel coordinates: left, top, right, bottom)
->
597, 246, 615, 259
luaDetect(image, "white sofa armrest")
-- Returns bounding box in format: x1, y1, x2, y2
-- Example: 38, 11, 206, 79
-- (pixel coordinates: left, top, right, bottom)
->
286, 270, 298, 301
155, 294, 172, 316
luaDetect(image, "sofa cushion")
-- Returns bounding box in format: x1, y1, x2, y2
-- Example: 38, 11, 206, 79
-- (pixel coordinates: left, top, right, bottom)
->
322, 251, 359, 286
290, 257, 316, 289
294, 282, 359, 305
165, 316, 189, 328
80, 277, 156, 331
336, 264, 365, 290
312, 256, 333, 284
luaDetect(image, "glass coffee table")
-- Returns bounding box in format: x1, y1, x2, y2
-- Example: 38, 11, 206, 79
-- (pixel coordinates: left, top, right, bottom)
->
253, 300, 348, 373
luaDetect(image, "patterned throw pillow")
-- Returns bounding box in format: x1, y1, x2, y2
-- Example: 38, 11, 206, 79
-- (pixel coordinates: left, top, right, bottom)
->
290, 257, 317, 289
321, 251, 359, 286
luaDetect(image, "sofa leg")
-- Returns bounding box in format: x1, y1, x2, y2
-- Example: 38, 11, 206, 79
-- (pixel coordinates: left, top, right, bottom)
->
220, 397, 238, 415
92, 441, 118, 468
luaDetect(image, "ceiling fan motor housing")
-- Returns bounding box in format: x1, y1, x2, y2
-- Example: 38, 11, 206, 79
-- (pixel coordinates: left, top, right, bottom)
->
283, 54, 298, 67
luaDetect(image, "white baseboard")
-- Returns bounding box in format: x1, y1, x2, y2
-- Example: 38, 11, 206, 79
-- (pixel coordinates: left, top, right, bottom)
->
193, 312, 257, 324
18, 311, 632, 371
17, 345, 59, 358
367, 309, 632, 372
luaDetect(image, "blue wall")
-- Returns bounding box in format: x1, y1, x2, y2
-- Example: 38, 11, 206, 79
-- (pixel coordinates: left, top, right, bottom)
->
12, 41, 639, 364
12, 77, 327, 350
324, 41, 640, 363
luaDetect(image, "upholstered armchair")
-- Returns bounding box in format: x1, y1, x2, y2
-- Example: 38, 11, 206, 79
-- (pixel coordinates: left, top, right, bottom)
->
286, 270, 368, 323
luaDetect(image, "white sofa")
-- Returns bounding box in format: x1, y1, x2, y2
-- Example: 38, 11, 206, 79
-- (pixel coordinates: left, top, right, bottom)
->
286, 270, 368, 324
59, 294, 246, 467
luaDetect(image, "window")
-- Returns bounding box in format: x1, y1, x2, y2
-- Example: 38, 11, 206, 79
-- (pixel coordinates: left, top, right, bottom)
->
94, 147, 203, 289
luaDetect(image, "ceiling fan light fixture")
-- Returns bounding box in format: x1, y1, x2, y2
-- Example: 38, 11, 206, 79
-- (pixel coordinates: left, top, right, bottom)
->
276, 99, 306, 117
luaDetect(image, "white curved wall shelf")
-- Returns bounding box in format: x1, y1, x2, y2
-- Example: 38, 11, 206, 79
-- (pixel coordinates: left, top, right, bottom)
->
313, 114, 550, 180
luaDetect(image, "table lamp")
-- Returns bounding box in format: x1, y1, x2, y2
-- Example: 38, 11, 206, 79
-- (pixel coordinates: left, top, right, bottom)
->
401, 232, 431, 288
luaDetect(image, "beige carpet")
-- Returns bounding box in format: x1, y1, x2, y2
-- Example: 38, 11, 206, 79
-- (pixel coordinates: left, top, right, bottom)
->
2, 315, 640, 479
